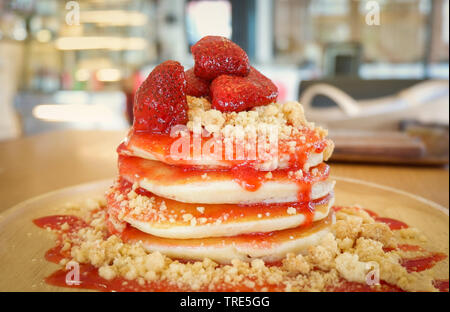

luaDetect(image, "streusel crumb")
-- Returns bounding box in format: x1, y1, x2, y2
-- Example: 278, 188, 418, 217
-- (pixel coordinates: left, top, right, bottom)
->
186, 96, 324, 141
49, 203, 443, 292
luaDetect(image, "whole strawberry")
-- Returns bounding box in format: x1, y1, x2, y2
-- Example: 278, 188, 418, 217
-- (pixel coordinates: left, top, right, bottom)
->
185, 68, 210, 97
133, 60, 188, 134
191, 36, 250, 81
210, 67, 278, 113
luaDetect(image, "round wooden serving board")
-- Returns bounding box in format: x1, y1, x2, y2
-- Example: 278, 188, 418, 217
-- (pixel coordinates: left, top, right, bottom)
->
0, 177, 448, 292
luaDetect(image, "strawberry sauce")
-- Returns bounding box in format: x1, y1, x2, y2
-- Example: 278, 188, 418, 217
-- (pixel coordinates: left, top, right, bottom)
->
230, 165, 265, 192
33, 207, 448, 292
119, 129, 328, 173
112, 177, 327, 225
327, 280, 403, 292
119, 212, 333, 250
334, 207, 409, 231
45, 263, 281, 292
118, 155, 330, 195
401, 253, 447, 273
374, 217, 409, 230
433, 280, 449, 292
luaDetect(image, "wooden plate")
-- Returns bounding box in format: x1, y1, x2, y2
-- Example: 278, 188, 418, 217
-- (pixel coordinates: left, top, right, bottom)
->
0, 177, 448, 292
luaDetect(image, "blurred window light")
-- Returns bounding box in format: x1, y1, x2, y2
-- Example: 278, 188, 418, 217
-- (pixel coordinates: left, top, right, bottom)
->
54, 91, 89, 105
12, 19, 27, 41
358, 0, 388, 13
32, 104, 116, 123
80, 10, 148, 26
428, 63, 450, 79
55, 36, 147, 50
12, 27, 27, 41
35, 0, 58, 15
36, 29, 52, 43
186, 0, 232, 45
96, 68, 122, 82
10, 0, 34, 12
75, 69, 90, 82
419, 0, 432, 14
443, 0, 449, 45
310, 0, 349, 16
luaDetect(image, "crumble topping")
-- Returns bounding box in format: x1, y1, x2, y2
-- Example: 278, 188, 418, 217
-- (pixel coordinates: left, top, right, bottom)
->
287, 207, 297, 215
46, 199, 444, 292
186, 96, 328, 142
295, 169, 304, 179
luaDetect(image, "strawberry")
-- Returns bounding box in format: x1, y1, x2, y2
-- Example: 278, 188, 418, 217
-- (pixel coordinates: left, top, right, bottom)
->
191, 36, 250, 80
210, 67, 278, 112
185, 68, 209, 97
133, 60, 188, 134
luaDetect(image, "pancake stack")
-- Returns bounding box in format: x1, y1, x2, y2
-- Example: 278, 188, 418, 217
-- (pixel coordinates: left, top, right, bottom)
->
106, 36, 335, 264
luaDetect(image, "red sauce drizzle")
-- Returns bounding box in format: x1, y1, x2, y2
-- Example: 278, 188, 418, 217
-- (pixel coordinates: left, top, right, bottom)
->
123, 130, 329, 172
116, 142, 127, 155
328, 279, 403, 292
298, 202, 314, 227
45, 245, 67, 264
362, 209, 379, 218
33, 215, 87, 233
401, 253, 447, 273
118, 155, 329, 199
33, 215, 89, 263
42, 263, 450, 292
375, 217, 409, 230
115, 177, 325, 225
33, 207, 448, 292
44, 263, 286, 292
384, 244, 425, 253
433, 279, 449, 292
46, 264, 177, 292
230, 165, 265, 192
360, 209, 409, 230
397, 244, 424, 252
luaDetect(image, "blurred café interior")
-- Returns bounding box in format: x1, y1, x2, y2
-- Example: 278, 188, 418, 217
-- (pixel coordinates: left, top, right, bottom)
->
0, 0, 449, 166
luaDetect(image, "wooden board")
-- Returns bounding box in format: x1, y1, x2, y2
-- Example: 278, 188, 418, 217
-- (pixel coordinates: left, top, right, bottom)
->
330, 129, 449, 165
0, 177, 448, 292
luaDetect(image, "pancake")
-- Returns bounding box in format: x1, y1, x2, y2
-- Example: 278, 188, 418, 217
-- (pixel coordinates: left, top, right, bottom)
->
119, 136, 327, 171
106, 178, 334, 238
119, 211, 335, 264
117, 98, 334, 172
118, 155, 334, 204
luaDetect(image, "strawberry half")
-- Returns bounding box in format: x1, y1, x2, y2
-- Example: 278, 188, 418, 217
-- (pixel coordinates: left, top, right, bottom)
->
191, 36, 250, 81
185, 68, 210, 97
133, 60, 188, 134
210, 67, 278, 113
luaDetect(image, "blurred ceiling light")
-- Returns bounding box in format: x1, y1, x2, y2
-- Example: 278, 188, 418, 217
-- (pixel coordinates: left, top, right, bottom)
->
55, 36, 147, 50
36, 29, 52, 43
186, 0, 231, 44
75, 69, 90, 81
12, 27, 27, 41
32, 104, 115, 123
80, 10, 148, 26
96, 68, 122, 82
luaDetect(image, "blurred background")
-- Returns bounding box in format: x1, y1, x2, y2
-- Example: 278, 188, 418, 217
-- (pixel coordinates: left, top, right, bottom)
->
0, 0, 448, 164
